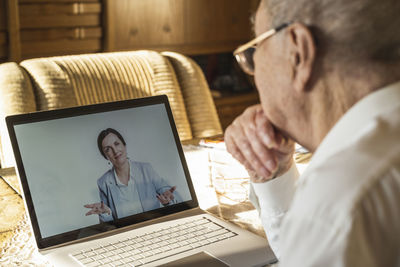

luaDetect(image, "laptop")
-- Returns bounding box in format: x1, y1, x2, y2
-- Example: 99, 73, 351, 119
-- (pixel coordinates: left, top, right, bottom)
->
6, 95, 276, 267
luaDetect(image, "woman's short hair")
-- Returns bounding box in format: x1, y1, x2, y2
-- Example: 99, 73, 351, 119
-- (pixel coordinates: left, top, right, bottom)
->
97, 128, 126, 159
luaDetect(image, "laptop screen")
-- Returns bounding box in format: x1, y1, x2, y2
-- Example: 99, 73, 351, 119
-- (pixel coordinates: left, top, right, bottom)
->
7, 96, 198, 249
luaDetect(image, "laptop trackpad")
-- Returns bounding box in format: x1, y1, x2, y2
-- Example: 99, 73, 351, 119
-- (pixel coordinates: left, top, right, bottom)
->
160, 252, 229, 267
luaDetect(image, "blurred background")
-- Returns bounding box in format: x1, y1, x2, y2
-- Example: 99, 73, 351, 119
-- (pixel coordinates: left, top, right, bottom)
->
0, 0, 261, 129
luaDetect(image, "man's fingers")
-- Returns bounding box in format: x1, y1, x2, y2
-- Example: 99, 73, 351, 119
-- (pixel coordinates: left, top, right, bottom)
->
255, 111, 278, 149
243, 118, 280, 175
225, 125, 257, 173
276, 135, 295, 154
233, 129, 273, 178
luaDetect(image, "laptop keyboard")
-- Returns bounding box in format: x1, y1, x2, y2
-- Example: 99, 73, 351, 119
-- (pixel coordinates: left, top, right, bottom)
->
71, 217, 237, 267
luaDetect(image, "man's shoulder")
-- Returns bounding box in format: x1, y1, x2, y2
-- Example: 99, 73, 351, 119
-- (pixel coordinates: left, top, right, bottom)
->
294, 123, 400, 221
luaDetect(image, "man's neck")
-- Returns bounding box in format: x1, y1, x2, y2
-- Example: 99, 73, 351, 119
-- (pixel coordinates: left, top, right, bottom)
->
306, 62, 400, 152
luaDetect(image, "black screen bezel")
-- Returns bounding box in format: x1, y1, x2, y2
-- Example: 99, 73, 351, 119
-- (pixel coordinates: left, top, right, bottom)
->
6, 95, 199, 249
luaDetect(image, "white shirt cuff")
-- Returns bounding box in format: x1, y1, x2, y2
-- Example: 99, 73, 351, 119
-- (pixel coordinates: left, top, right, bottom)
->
251, 163, 299, 215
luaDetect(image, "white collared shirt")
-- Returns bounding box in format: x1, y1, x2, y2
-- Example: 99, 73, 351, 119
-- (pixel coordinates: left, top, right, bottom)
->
114, 164, 144, 218
250, 81, 400, 266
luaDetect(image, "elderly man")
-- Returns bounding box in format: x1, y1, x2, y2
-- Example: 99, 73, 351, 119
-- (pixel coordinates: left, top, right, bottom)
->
225, 0, 400, 266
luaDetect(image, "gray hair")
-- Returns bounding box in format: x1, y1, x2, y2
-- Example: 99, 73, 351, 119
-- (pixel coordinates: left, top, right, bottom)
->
262, 0, 400, 62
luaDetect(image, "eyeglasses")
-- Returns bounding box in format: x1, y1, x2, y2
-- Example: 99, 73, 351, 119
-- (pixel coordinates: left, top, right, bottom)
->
233, 23, 291, 75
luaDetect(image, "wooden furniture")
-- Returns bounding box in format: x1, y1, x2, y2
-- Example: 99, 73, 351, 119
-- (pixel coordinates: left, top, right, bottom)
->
0, 0, 9, 62
214, 92, 260, 130
0, 50, 222, 168
1, 0, 103, 63
1, 0, 259, 62
0, 0, 260, 136
105, 0, 259, 55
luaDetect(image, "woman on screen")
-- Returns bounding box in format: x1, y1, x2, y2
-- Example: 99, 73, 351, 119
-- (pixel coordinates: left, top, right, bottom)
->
84, 128, 181, 222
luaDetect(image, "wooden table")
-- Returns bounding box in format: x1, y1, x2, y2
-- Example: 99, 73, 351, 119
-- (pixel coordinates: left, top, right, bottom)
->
0, 167, 25, 251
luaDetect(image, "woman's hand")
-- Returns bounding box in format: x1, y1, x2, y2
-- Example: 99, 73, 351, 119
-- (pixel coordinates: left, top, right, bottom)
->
157, 186, 176, 205
84, 201, 112, 216
224, 104, 295, 183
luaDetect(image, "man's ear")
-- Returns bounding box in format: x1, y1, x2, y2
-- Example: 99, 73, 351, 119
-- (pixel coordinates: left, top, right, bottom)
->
287, 23, 316, 93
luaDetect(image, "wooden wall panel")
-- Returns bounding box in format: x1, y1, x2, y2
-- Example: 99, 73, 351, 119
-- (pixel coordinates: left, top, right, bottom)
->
114, 0, 185, 47
6, 0, 21, 62
184, 0, 254, 44
20, 3, 101, 16
21, 27, 102, 42
0, 32, 7, 60
0, 0, 7, 62
20, 15, 100, 29
0, 45, 6, 58
22, 39, 102, 58
19, 0, 103, 60
20, 0, 98, 3
106, 0, 259, 55
0, 32, 6, 44
0, 0, 5, 31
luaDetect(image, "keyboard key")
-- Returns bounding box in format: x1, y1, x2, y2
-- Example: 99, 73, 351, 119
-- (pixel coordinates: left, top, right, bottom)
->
114, 242, 126, 249
125, 239, 136, 245
191, 242, 202, 248
206, 223, 223, 231
140, 246, 151, 252
195, 235, 206, 241
103, 251, 114, 257
169, 243, 180, 249
160, 245, 172, 252
81, 257, 94, 264
112, 248, 125, 255
143, 251, 153, 257
209, 237, 219, 243
149, 243, 161, 249
133, 260, 144, 266
135, 237, 145, 242
93, 247, 107, 254
100, 257, 112, 264
86, 261, 101, 267
152, 248, 162, 254
92, 254, 103, 261
84, 251, 96, 257
132, 249, 143, 255
200, 240, 211, 246
133, 253, 144, 260
109, 254, 122, 261
72, 253, 86, 260
120, 251, 132, 258
205, 229, 229, 238
112, 260, 124, 265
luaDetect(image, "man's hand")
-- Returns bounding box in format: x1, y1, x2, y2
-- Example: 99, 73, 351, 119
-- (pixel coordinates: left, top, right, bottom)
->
157, 186, 176, 205
225, 104, 294, 183
84, 201, 112, 216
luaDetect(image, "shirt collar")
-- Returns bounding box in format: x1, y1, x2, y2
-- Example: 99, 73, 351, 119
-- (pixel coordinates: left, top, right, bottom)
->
113, 160, 132, 186
309, 80, 400, 168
